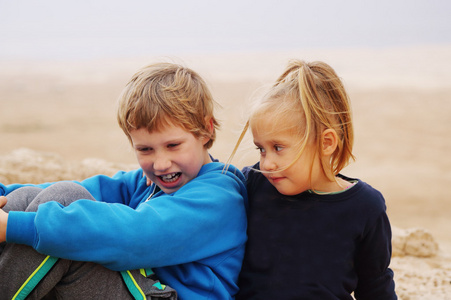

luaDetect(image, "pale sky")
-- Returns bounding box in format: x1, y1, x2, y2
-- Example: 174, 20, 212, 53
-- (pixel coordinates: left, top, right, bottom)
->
0, 0, 450, 59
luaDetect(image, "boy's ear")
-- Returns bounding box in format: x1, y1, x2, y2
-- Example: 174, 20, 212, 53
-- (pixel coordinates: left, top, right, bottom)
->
321, 129, 338, 156
205, 117, 214, 134
201, 117, 214, 146
205, 117, 215, 133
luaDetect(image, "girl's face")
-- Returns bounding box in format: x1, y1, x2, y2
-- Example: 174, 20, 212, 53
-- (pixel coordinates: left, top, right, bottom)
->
130, 123, 211, 194
251, 115, 325, 196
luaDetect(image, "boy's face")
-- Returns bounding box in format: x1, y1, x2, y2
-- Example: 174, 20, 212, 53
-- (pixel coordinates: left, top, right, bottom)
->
130, 123, 212, 194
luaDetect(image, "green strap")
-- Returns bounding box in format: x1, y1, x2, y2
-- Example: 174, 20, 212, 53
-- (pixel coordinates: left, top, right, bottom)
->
120, 270, 147, 300
141, 267, 154, 277
12, 256, 166, 300
141, 268, 167, 290
12, 255, 59, 300
121, 268, 169, 300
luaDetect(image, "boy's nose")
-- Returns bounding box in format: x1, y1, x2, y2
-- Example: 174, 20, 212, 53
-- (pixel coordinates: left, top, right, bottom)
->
153, 155, 171, 171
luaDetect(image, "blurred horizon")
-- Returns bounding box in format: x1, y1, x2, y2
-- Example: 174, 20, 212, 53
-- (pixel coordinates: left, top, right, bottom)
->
1, 0, 450, 61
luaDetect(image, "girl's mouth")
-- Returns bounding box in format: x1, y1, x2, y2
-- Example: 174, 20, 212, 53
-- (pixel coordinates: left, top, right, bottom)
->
268, 176, 284, 183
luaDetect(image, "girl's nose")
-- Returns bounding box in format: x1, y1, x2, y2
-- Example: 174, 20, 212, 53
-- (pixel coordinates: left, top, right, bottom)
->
261, 156, 277, 172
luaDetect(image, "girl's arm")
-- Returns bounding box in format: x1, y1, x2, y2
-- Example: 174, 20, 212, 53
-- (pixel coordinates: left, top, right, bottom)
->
354, 210, 397, 299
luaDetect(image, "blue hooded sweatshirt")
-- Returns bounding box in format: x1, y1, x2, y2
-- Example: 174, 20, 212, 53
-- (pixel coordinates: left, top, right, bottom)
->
2, 162, 248, 299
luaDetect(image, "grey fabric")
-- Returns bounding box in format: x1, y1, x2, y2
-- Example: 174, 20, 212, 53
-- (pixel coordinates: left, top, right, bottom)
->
0, 182, 177, 300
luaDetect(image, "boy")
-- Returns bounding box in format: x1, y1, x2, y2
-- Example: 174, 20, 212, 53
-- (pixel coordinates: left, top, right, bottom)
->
0, 63, 248, 299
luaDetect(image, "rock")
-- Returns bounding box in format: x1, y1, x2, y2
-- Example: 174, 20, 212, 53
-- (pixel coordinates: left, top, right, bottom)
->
0, 148, 136, 184
392, 227, 439, 257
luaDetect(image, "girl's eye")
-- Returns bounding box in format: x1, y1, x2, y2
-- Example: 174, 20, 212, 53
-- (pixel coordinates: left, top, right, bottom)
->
274, 145, 284, 152
255, 146, 265, 154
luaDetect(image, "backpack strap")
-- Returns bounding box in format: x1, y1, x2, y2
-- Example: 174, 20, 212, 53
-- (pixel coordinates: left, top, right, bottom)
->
12, 255, 59, 300
120, 268, 176, 300
120, 270, 147, 300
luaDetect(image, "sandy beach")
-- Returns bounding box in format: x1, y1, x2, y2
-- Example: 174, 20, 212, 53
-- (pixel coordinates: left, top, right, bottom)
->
1, 45, 450, 298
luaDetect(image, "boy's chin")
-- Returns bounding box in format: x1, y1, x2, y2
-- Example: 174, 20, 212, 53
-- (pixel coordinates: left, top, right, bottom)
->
155, 177, 185, 194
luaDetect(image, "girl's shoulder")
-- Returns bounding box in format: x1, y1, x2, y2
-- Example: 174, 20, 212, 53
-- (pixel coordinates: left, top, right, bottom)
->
241, 162, 262, 180
338, 174, 387, 213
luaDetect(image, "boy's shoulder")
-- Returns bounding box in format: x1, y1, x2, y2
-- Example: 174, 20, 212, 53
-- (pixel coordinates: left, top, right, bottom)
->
198, 162, 246, 184
177, 162, 248, 208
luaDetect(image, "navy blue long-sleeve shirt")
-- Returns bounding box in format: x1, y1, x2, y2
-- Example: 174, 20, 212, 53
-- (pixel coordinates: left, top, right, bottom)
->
237, 163, 397, 299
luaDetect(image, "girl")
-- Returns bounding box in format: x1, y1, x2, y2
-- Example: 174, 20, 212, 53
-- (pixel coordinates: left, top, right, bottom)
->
234, 60, 397, 299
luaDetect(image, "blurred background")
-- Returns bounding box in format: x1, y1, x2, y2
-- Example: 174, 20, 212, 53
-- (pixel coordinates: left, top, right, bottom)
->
1, 1, 451, 297
1, 0, 450, 59
1, 0, 451, 282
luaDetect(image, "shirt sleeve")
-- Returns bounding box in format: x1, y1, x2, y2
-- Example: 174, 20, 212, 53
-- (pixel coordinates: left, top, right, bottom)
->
76, 169, 143, 204
354, 209, 397, 299
1, 169, 143, 204
6, 167, 247, 272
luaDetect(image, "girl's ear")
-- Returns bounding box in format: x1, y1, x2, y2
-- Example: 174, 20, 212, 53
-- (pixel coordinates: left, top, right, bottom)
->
321, 129, 339, 156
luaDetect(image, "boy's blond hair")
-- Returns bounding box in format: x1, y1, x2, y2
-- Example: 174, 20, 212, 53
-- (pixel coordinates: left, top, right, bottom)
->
117, 62, 219, 149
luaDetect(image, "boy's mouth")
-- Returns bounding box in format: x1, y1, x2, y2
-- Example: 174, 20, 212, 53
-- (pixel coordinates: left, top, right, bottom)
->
158, 172, 181, 183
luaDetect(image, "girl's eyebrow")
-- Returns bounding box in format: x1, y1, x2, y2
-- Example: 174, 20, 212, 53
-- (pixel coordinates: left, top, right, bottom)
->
267, 137, 287, 145
254, 136, 285, 144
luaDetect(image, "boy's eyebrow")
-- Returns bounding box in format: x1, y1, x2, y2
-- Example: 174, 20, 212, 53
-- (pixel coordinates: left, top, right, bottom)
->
132, 143, 151, 149
162, 135, 186, 142
140, 136, 187, 147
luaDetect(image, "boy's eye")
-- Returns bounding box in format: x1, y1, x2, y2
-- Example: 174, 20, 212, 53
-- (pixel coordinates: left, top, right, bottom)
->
137, 147, 152, 153
256, 146, 265, 154
167, 143, 180, 149
274, 145, 283, 152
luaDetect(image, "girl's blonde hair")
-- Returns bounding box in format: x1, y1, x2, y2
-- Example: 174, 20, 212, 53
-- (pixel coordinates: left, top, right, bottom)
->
231, 60, 354, 178
117, 62, 219, 149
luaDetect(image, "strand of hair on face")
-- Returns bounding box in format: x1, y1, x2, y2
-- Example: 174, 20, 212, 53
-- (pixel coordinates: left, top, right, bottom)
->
223, 120, 249, 174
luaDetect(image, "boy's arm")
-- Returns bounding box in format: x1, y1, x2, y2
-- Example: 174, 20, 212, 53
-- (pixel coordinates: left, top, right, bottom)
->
6, 165, 247, 271
75, 169, 144, 204
0, 196, 7, 242
1, 169, 143, 205
0, 182, 53, 197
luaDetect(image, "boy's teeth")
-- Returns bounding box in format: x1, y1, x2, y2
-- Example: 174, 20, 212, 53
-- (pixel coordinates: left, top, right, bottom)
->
162, 173, 176, 180
160, 173, 180, 182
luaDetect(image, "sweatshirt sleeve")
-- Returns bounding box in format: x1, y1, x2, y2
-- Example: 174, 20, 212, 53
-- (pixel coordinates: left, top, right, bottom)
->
353, 193, 397, 299
1, 169, 143, 204
0, 182, 53, 196
6, 165, 248, 272
76, 169, 143, 205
